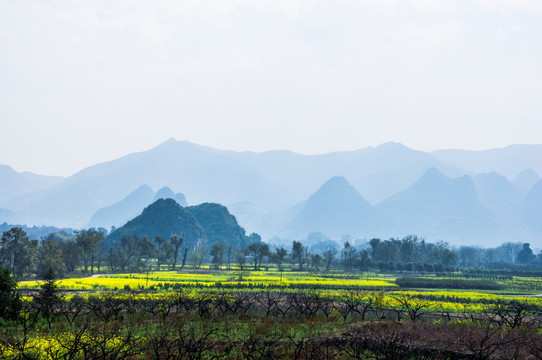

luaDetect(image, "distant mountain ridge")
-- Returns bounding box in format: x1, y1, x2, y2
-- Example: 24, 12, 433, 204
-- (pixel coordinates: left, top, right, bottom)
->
153, 187, 187, 206
375, 168, 513, 244
473, 172, 522, 217
279, 168, 528, 245
521, 180, 542, 234
432, 144, 542, 179
1, 139, 541, 246
88, 185, 187, 229
0, 164, 63, 203
512, 169, 540, 196
226, 142, 464, 204
88, 185, 155, 229
284, 176, 385, 239
1, 139, 290, 227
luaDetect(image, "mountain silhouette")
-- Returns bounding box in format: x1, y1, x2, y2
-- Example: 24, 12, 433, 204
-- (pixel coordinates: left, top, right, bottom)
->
2, 139, 542, 246
473, 171, 522, 217
512, 168, 540, 196
88, 185, 155, 229
284, 176, 385, 238
521, 179, 542, 234
432, 144, 542, 179
153, 186, 187, 206
89, 185, 188, 229
4, 139, 287, 227
376, 168, 510, 245
0, 164, 63, 203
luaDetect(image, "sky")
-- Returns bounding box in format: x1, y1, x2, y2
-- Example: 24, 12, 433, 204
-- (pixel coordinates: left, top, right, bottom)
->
1, 0, 541, 177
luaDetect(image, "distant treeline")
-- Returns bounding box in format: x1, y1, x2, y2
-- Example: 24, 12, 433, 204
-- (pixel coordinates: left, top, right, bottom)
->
363, 236, 542, 269
0, 222, 76, 240
1, 225, 542, 280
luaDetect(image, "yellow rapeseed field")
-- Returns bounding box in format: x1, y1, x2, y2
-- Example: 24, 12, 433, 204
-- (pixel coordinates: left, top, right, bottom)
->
17, 269, 542, 315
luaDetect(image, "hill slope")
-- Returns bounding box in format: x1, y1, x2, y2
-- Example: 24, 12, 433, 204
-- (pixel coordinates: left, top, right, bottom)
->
521, 180, 542, 234
186, 203, 250, 248
473, 172, 522, 217
512, 169, 540, 196
107, 199, 206, 249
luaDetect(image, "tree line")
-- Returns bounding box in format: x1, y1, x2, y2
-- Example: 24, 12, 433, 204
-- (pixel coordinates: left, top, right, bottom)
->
2, 226, 541, 280
0, 227, 195, 279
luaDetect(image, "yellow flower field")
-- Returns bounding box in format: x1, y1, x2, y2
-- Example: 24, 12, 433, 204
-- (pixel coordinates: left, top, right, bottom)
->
19, 270, 397, 290
17, 269, 542, 315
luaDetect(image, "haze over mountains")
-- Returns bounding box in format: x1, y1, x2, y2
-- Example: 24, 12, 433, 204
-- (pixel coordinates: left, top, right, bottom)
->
88, 185, 187, 230
432, 145, 542, 179
375, 169, 513, 243
0, 165, 63, 202
283, 176, 385, 239
1, 139, 541, 246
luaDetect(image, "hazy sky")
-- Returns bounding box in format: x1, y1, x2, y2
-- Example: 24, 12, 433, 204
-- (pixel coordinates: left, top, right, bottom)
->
1, 0, 541, 176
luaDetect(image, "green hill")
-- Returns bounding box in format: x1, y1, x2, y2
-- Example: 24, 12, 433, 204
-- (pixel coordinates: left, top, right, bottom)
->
186, 203, 250, 248
107, 198, 206, 249
106, 199, 251, 250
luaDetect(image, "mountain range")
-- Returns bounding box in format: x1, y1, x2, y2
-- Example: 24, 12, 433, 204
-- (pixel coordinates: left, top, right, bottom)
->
282, 176, 385, 239
88, 185, 187, 229
1, 139, 541, 246
0, 165, 63, 202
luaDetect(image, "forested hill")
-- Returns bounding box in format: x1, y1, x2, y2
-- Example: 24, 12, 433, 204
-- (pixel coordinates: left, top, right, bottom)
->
186, 203, 251, 249
106, 199, 251, 250
106, 199, 207, 249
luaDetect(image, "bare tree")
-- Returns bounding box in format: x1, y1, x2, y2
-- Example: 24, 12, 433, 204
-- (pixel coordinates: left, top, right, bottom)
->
394, 293, 432, 322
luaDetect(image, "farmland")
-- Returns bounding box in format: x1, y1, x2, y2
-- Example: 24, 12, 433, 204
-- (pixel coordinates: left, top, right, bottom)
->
18, 270, 398, 291
3, 227, 542, 358
3, 268, 542, 359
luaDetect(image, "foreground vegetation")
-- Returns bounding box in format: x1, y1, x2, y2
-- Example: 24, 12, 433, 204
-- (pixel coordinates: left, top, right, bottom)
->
1, 267, 541, 359
3, 226, 542, 358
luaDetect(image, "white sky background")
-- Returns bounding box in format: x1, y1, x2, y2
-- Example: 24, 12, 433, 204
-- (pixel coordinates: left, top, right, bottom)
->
1, 0, 541, 176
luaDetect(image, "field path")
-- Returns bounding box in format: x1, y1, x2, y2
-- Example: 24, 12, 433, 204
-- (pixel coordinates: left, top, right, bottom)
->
86, 273, 113, 279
